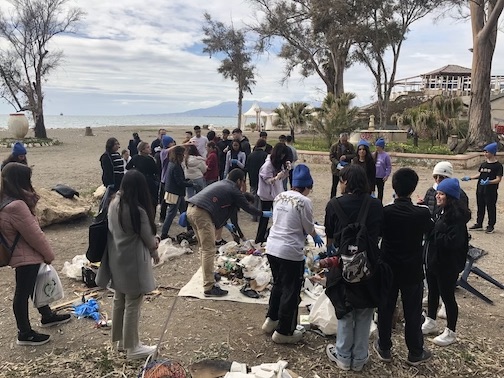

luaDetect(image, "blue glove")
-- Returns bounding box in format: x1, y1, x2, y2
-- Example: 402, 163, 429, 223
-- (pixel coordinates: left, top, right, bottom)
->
313, 234, 324, 247
480, 178, 490, 186
262, 211, 273, 218
461, 176, 471, 181
327, 244, 336, 256
230, 159, 238, 164
224, 223, 236, 232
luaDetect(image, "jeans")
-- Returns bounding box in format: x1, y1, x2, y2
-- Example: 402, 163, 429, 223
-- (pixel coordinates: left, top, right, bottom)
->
186, 178, 206, 198
335, 307, 374, 368
161, 194, 186, 237
255, 200, 273, 243
266, 254, 304, 335
476, 188, 498, 227
14, 264, 53, 334
111, 291, 144, 349
426, 269, 459, 331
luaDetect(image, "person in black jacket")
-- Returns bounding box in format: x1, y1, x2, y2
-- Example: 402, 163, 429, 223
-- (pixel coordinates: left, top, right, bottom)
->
160, 146, 193, 240
217, 129, 232, 180
324, 164, 383, 372
126, 142, 159, 212
376, 168, 434, 366
245, 139, 268, 221
127, 132, 141, 157
422, 178, 470, 347
351, 140, 375, 195
100, 137, 124, 192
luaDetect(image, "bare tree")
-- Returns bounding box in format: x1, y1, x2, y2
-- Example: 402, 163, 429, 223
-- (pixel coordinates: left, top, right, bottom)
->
0, 0, 83, 138
202, 13, 256, 129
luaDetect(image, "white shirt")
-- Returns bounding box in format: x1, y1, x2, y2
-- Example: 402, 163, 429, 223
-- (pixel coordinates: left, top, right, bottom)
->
190, 136, 208, 158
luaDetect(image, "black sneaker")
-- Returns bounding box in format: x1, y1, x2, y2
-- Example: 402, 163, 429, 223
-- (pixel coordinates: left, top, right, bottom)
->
469, 224, 483, 231
373, 339, 392, 362
17, 330, 51, 346
485, 226, 495, 234
407, 349, 432, 366
204, 285, 228, 297
215, 239, 228, 246
41, 313, 72, 328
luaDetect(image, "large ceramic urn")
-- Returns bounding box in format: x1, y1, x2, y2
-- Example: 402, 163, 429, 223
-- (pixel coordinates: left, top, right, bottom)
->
8, 113, 29, 139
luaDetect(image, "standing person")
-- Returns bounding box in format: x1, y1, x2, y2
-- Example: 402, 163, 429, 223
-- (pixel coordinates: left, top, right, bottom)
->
223, 139, 246, 178
259, 131, 273, 154
150, 128, 166, 156
422, 178, 471, 346
376, 168, 434, 366
182, 131, 193, 144
183, 144, 207, 198
217, 129, 232, 180
262, 164, 324, 344
329, 133, 355, 199
157, 135, 176, 222
96, 170, 160, 360
127, 132, 141, 157
245, 139, 268, 221
190, 125, 208, 158
126, 142, 159, 212
352, 140, 376, 195
100, 137, 124, 192
374, 138, 392, 201
186, 169, 265, 297
324, 164, 383, 372
232, 128, 251, 156
462, 142, 503, 233
160, 146, 193, 241
121, 150, 131, 173
278, 135, 293, 191
1, 142, 28, 170
1, 163, 71, 346
286, 135, 298, 188
255, 143, 290, 244
204, 142, 219, 186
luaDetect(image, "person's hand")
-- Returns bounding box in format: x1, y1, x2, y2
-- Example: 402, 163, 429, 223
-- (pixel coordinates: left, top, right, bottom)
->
383, 176, 388, 182
230, 159, 238, 164
461, 176, 471, 181
224, 223, 236, 232
152, 253, 160, 265
327, 244, 336, 256
417, 196, 425, 205
339, 155, 346, 162
480, 178, 490, 186
313, 234, 324, 247
262, 210, 273, 218
275, 171, 285, 181
286, 161, 292, 170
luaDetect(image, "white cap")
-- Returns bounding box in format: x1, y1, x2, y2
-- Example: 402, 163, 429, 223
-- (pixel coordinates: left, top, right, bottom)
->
432, 161, 453, 178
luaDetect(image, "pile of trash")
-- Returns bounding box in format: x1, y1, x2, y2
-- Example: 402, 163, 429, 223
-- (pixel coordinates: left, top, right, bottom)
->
188, 359, 296, 378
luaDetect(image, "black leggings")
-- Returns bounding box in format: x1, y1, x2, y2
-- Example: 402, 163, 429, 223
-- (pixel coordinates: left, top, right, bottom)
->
426, 269, 459, 332
255, 200, 273, 243
14, 264, 52, 334
375, 178, 385, 201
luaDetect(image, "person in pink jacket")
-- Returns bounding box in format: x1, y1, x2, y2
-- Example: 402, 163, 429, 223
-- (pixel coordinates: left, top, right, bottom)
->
0, 163, 71, 346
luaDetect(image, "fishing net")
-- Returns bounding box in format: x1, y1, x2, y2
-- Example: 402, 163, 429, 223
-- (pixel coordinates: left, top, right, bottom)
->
138, 359, 186, 378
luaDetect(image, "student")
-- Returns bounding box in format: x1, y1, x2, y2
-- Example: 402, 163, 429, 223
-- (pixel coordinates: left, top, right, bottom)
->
217, 129, 232, 180
157, 135, 176, 222
352, 140, 376, 195
204, 141, 219, 185
223, 139, 246, 178
232, 128, 251, 157
183, 144, 207, 198
121, 149, 131, 173
259, 131, 273, 154
190, 125, 208, 158
126, 142, 159, 212
100, 137, 124, 192
373, 138, 391, 201
376, 168, 434, 366
127, 132, 141, 156
182, 131, 193, 144
329, 133, 355, 198
245, 139, 268, 221
150, 128, 166, 156
462, 142, 503, 233
1, 142, 28, 170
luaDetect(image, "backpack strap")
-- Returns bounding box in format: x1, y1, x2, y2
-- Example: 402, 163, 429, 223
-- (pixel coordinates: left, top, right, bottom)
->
0, 198, 21, 252
331, 198, 349, 228
356, 195, 371, 225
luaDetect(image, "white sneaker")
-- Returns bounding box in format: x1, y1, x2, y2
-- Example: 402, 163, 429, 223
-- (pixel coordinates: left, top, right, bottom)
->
422, 317, 438, 335
272, 330, 303, 344
116, 341, 125, 352
437, 302, 447, 319
432, 327, 457, 346
261, 317, 279, 334
127, 344, 157, 360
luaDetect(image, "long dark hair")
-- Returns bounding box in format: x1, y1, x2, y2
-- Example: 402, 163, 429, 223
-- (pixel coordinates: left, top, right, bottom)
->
439, 196, 471, 224
339, 164, 370, 195
118, 170, 156, 235
169, 146, 185, 164
185, 144, 200, 166
270, 143, 289, 171
356, 144, 375, 174
2, 154, 28, 169
0, 162, 38, 215
105, 137, 119, 153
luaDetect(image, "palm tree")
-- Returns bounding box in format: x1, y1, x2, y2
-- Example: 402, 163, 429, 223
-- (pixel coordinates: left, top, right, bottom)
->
273, 102, 312, 142
431, 95, 464, 144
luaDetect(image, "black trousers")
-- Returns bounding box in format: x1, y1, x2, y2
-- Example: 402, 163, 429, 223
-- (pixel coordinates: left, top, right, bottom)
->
476, 188, 498, 227
158, 183, 168, 221
14, 264, 53, 334
255, 200, 273, 243
377, 280, 424, 356
375, 178, 385, 201
426, 269, 459, 331
331, 174, 339, 199
266, 254, 304, 335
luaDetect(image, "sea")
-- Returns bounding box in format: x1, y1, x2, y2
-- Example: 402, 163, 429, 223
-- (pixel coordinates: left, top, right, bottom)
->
0, 114, 239, 129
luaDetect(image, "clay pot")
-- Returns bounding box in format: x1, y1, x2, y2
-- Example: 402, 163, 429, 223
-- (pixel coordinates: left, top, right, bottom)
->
8, 113, 29, 139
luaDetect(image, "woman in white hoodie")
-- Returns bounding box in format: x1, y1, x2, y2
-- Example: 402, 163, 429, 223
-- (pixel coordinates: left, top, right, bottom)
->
183, 144, 207, 198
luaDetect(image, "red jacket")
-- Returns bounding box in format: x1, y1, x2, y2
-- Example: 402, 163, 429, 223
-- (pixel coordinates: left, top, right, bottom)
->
204, 150, 219, 182
0, 200, 54, 268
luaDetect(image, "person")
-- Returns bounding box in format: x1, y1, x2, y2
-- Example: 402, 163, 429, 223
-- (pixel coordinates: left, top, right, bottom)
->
126, 142, 159, 212
329, 133, 355, 199
127, 132, 141, 157
0, 163, 71, 346
96, 170, 160, 360
262, 164, 324, 344
259, 131, 273, 154
376, 168, 434, 366
224, 139, 246, 178
157, 135, 176, 222
182, 131, 193, 144
324, 164, 383, 372
232, 128, 251, 156
373, 138, 391, 201
100, 137, 124, 192
186, 169, 266, 297
183, 144, 207, 198
422, 178, 471, 346
121, 149, 131, 173
160, 146, 193, 240
462, 142, 503, 233
352, 140, 376, 195
1, 141, 28, 170
150, 128, 166, 156
204, 141, 219, 185
190, 125, 208, 158
256, 143, 290, 244
245, 139, 268, 221
285, 135, 298, 188
207, 130, 218, 143
217, 129, 232, 180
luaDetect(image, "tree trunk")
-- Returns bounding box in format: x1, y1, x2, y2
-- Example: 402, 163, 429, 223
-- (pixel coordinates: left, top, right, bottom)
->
237, 89, 243, 129
333, 52, 346, 97
34, 112, 47, 139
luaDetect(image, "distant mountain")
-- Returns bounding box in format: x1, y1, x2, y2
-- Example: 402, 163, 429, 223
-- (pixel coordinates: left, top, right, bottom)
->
167, 101, 281, 117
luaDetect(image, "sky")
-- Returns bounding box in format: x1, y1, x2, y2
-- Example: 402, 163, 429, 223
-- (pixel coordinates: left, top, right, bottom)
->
0, 0, 503, 116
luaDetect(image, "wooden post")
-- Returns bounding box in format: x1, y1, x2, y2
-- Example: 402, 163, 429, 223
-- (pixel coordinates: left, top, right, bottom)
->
84, 126, 93, 136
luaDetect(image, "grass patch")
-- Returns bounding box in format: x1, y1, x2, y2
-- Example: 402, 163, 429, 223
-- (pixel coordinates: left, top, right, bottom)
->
0, 137, 60, 146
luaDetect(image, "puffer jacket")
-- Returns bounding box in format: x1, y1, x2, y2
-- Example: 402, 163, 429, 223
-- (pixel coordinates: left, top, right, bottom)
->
257, 157, 287, 201
183, 155, 207, 180
0, 199, 54, 268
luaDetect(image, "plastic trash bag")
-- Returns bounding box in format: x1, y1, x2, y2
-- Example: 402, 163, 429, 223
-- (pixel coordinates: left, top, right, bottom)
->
33, 264, 64, 308
308, 292, 337, 335
61, 254, 90, 279
73, 298, 101, 321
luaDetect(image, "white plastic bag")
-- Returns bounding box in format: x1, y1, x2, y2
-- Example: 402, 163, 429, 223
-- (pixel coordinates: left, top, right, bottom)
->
308, 292, 337, 335
33, 264, 64, 308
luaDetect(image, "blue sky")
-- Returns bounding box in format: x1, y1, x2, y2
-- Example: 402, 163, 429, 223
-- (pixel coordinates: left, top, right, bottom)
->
0, 0, 502, 116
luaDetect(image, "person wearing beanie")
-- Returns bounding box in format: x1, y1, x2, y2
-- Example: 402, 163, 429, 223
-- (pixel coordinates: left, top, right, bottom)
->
352, 140, 375, 194
374, 138, 392, 201
329, 133, 355, 199
262, 164, 323, 345
461, 142, 503, 233
1, 142, 28, 170
422, 177, 471, 347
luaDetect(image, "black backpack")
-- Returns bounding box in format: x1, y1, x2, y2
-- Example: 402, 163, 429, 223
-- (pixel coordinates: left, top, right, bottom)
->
86, 186, 113, 263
